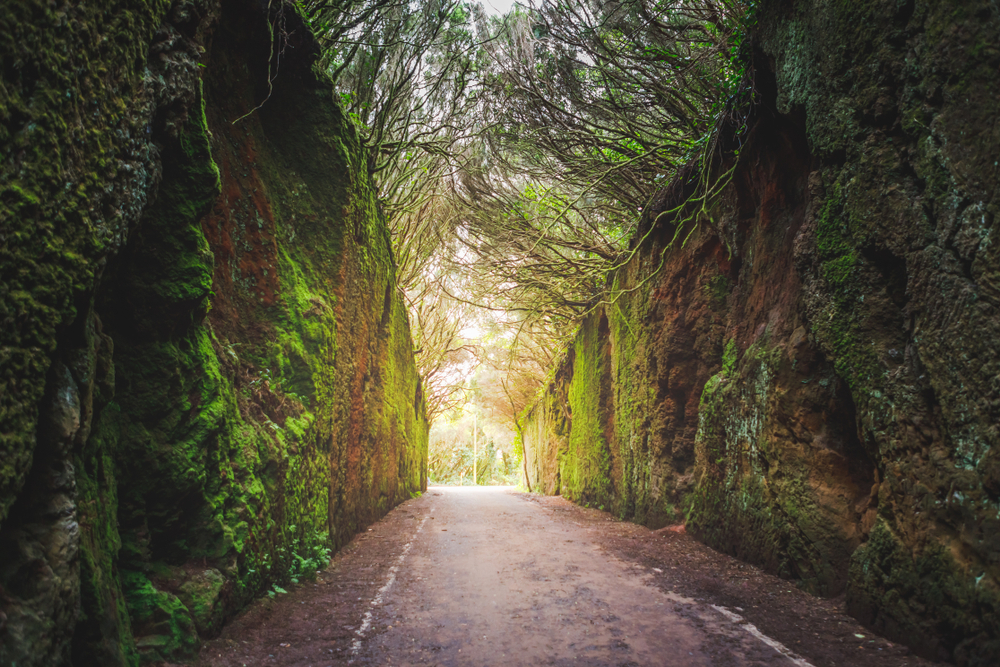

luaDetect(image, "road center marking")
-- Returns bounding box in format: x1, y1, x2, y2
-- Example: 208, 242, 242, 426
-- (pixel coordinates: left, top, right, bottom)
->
711, 604, 816, 667
350, 514, 430, 658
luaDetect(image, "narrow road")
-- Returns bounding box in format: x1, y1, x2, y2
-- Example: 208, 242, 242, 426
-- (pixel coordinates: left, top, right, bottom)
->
360, 487, 802, 666
200, 488, 937, 667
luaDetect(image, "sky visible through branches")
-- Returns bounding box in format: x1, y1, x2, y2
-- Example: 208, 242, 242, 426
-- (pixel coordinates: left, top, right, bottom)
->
300, 0, 753, 468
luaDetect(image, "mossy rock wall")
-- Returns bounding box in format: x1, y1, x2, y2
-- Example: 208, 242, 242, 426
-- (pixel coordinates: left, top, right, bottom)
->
0, 1, 428, 665
521, 0, 1000, 663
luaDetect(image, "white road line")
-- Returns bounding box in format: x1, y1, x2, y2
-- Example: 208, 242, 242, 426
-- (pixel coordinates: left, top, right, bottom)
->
350, 514, 430, 658
711, 605, 816, 667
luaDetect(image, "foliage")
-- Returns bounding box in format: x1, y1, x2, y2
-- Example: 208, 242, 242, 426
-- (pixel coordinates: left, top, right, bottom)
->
301, 0, 757, 425
427, 406, 520, 485
454, 0, 756, 326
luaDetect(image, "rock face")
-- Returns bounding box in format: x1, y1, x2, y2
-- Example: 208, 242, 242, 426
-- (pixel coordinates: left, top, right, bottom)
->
0, 1, 427, 665
522, 0, 1000, 663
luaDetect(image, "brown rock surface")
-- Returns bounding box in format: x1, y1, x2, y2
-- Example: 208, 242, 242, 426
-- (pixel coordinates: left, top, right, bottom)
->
199, 487, 942, 667
522, 1, 1000, 663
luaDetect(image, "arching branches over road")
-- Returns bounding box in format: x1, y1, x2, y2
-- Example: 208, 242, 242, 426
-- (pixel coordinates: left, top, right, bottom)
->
444, 0, 752, 346
301, 0, 755, 424
306, 0, 487, 212
480, 0, 744, 215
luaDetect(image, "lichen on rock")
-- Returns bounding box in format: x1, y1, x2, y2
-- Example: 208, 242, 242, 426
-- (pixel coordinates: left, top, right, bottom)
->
521, 0, 1000, 662
0, 1, 427, 665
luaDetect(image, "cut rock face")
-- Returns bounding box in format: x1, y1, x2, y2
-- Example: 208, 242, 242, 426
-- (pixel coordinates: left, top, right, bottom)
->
177, 568, 227, 635
0, 0, 427, 664
521, 0, 1000, 663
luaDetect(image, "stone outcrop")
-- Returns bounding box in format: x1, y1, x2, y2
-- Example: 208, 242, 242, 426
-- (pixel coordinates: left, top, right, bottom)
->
0, 1, 427, 664
521, 0, 1000, 663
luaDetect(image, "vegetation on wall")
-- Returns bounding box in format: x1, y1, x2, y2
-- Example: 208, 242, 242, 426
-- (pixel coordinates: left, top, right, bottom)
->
2, 0, 998, 665
518, 1, 1000, 664
297, 0, 757, 428
1, 1, 427, 664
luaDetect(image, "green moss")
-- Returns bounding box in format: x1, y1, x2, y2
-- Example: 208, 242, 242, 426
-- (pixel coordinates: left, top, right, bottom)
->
848, 519, 1000, 661
178, 81, 222, 218
125, 83, 220, 328
121, 572, 199, 664
0, 0, 173, 525
806, 178, 885, 392
706, 274, 731, 309
816, 183, 850, 260
176, 569, 226, 635
74, 398, 141, 667
821, 251, 858, 286
721, 338, 738, 376
561, 311, 615, 509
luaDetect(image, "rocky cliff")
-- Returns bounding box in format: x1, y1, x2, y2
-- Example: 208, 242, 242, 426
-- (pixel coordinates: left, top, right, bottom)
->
0, 1, 427, 664
521, 0, 1000, 663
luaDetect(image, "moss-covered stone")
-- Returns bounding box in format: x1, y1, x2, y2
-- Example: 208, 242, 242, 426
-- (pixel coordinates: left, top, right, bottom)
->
848, 518, 1000, 663
759, 0, 1000, 662
524, 1, 1000, 662
122, 571, 200, 663
0, 0, 174, 528
688, 337, 873, 596
176, 568, 226, 635
559, 311, 615, 508
0, 1, 427, 664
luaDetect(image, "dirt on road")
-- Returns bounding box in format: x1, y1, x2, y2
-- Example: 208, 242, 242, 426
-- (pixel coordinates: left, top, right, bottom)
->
197, 487, 941, 667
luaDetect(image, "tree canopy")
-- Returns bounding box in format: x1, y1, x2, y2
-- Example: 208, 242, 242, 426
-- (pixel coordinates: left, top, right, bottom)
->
296, 0, 755, 426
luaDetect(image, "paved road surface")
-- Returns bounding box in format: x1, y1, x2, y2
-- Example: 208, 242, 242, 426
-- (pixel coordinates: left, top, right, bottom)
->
357, 487, 808, 666
200, 487, 936, 667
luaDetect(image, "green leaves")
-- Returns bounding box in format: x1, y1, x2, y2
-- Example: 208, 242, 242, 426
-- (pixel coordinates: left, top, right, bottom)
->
301, 0, 756, 424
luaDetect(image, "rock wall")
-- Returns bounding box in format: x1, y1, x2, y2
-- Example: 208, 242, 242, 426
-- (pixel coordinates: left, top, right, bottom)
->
521, 0, 1000, 663
0, 1, 428, 665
